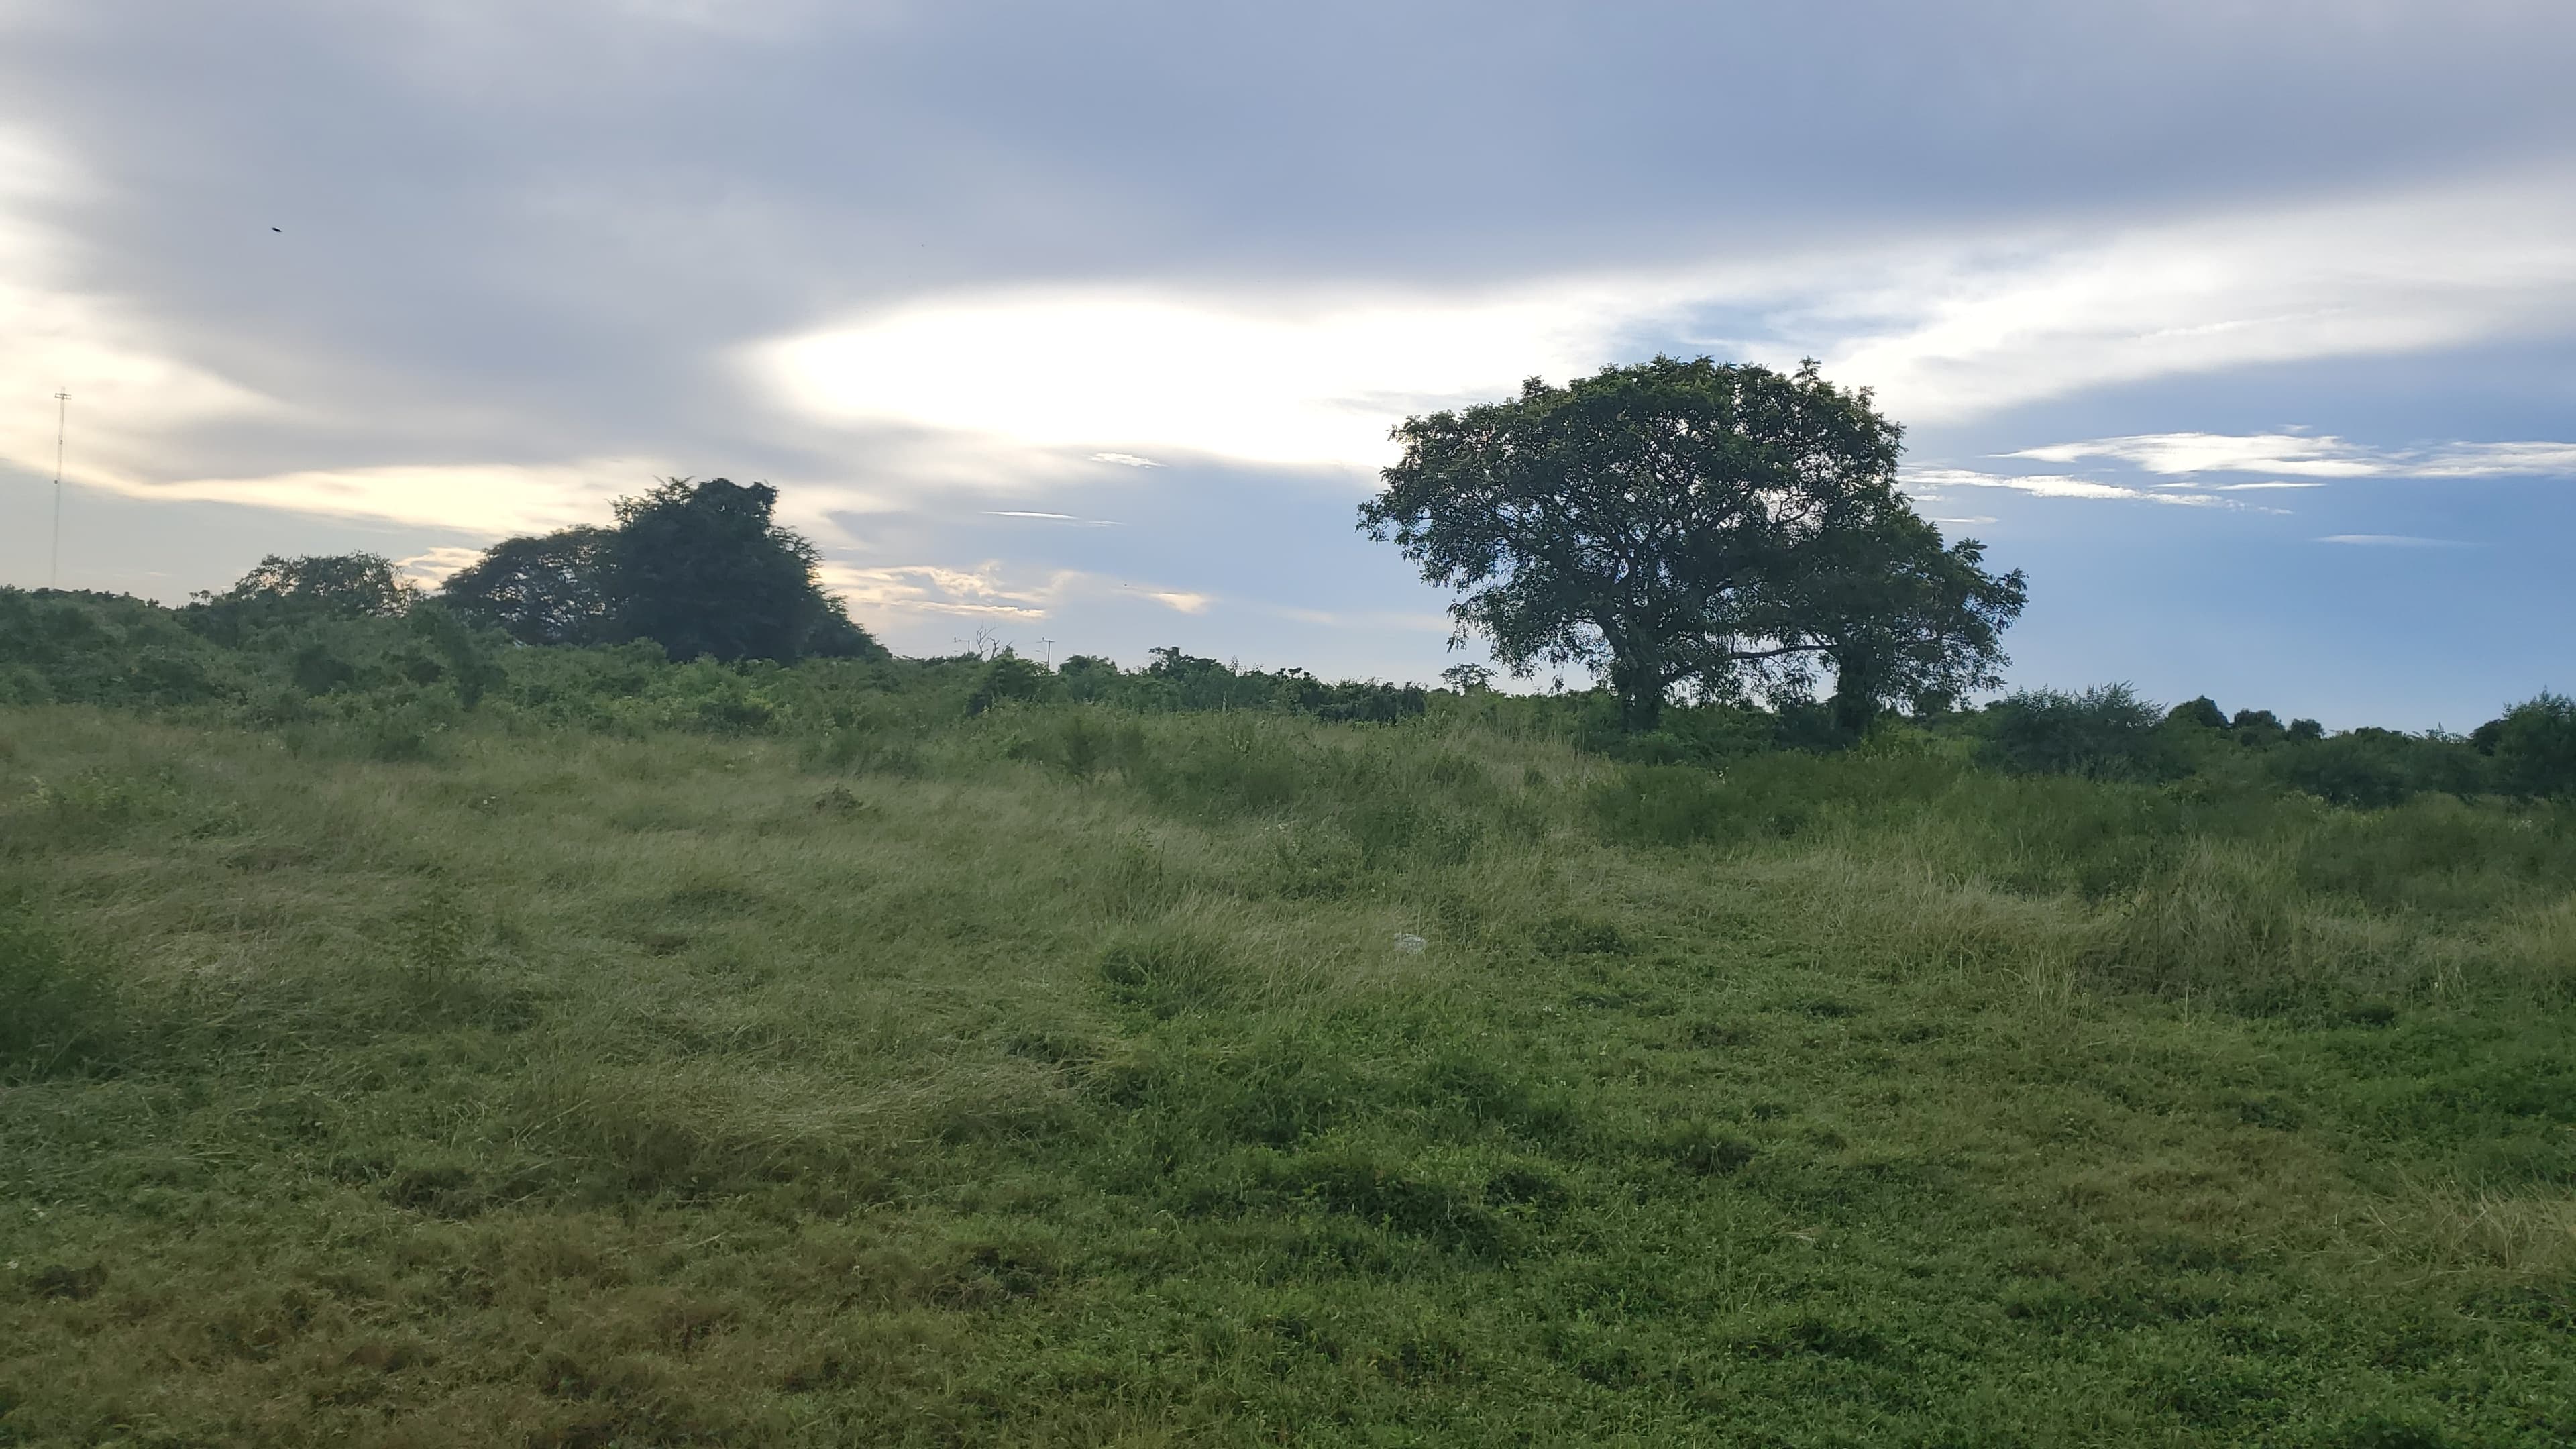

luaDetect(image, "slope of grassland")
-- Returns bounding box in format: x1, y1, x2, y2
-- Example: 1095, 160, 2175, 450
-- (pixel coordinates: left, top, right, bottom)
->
3, 702, 2575, 1446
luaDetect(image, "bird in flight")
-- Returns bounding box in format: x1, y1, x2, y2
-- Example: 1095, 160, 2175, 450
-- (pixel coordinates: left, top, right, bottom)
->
272, 227, 282, 233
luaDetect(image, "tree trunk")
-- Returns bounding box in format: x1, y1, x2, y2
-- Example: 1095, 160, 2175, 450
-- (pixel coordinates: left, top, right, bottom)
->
1827, 645, 1882, 741
1610, 657, 1664, 733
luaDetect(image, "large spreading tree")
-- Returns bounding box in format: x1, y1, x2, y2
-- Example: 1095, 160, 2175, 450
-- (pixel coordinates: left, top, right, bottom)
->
1359, 356, 2025, 731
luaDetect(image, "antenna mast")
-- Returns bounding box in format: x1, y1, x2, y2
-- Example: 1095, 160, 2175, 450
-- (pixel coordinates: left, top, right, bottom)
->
49, 390, 68, 590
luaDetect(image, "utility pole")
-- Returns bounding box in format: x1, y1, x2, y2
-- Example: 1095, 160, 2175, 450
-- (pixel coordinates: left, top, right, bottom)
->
48, 390, 68, 590
1040, 637, 1055, 669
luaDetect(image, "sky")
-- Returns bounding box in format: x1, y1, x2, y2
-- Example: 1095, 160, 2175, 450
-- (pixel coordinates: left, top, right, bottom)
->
2, 0, 2572, 729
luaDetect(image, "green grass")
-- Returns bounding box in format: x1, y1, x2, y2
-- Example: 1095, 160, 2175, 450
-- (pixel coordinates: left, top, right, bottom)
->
3, 704, 2574, 1446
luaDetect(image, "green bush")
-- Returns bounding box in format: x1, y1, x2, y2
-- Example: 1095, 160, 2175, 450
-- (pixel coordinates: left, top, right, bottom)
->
1979, 684, 2182, 782
2488, 692, 2576, 798
2271, 728, 2488, 808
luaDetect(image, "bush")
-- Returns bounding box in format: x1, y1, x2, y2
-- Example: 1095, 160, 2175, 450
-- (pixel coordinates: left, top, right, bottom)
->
969, 653, 1053, 714
1978, 684, 2181, 782
0, 589, 246, 708
2167, 696, 2227, 730
2487, 692, 2576, 798
2272, 729, 2488, 809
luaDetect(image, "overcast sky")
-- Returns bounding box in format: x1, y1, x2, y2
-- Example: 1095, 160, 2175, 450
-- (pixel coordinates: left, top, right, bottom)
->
4, 0, 2573, 727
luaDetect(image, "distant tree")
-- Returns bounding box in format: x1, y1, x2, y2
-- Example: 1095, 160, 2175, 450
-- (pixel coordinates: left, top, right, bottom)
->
435, 478, 885, 664
185, 553, 418, 646
1360, 356, 2024, 731
438, 527, 612, 646
215, 553, 416, 616
2271, 726, 2484, 808
967, 651, 1052, 714
1055, 654, 1124, 703
2167, 696, 2227, 729
2486, 692, 2576, 798
603, 478, 842, 663
2226, 708, 2286, 749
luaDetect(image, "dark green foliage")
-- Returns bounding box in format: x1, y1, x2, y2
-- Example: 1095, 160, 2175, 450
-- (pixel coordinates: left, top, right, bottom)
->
1360, 355, 2024, 731
2167, 696, 2227, 729
2271, 728, 2485, 808
602, 477, 867, 663
967, 652, 1052, 714
1030, 649, 1428, 725
0, 588, 246, 706
2485, 691, 2576, 798
405, 603, 504, 709
436, 525, 613, 645
1980, 684, 2180, 781
438, 478, 888, 664
183, 552, 415, 647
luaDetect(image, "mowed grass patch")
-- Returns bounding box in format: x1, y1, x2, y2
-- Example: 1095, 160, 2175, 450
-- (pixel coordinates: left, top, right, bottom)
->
2, 704, 2573, 1445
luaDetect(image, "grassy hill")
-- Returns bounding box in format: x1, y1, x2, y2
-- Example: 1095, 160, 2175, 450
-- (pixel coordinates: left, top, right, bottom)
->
4, 596, 2575, 1444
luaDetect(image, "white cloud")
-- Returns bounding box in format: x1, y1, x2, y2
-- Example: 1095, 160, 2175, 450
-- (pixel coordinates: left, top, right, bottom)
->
2010, 432, 2576, 478
2317, 533, 2471, 547
983, 509, 1078, 521
747, 165, 2576, 478
1902, 467, 2235, 507
751, 282, 1653, 472
821, 559, 1217, 622
1818, 170, 2576, 423
1090, 452, 1165, 468
87, 458, 666, 537
395, 545, 486, 586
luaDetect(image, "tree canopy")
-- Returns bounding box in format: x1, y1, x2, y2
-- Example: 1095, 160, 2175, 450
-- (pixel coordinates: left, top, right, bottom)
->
1359, 356, 2025, 731
434, 527, 612, 649
439, 477, 884, 664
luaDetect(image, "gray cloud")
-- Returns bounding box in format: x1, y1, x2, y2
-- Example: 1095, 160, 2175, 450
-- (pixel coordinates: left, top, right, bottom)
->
6, 0, 2576, 718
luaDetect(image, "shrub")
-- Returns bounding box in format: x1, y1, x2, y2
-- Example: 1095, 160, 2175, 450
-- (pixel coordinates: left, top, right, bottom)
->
2272, 729, 2488, 809
2167, 696, 2227, 730
968, 653, 1053, 715
1978, 684, 2181, 782
2488, 692, 2576, 798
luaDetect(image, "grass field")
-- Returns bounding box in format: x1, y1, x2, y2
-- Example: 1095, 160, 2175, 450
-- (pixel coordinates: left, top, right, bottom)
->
5, 700, 2576, 1446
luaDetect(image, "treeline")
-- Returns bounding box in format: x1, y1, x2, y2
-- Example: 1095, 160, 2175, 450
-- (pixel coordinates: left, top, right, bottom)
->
5, 574, 2573, 811
0, 577, 1436, 746
4, 468, 2571, 809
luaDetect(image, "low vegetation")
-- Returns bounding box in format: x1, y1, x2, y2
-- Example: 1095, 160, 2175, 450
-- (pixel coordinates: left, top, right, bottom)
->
4, 580, 2575, 1445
